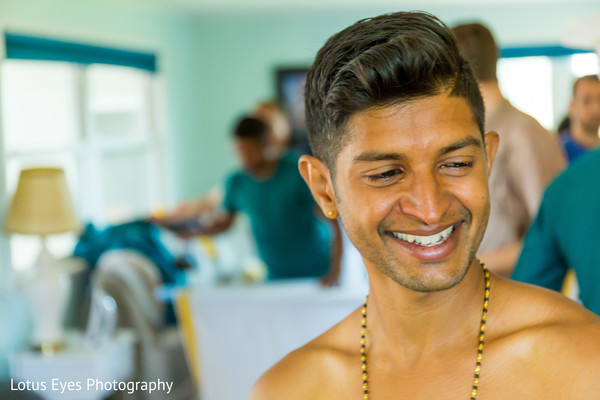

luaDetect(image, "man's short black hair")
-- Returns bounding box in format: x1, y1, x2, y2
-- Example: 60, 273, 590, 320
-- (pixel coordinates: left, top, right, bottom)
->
304, 11, 485, 171
233, 116, 268, 140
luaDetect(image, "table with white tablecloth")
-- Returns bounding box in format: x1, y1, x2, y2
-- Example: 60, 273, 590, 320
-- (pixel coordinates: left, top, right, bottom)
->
175, 280, 368, 400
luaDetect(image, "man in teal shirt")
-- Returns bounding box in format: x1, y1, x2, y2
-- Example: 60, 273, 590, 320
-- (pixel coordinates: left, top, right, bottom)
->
512, 148, 600, 315
156, 116, 341, 284
222, 126, 335, 280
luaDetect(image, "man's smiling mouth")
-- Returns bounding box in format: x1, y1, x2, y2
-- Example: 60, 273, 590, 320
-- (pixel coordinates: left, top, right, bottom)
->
390, 225, 456, 247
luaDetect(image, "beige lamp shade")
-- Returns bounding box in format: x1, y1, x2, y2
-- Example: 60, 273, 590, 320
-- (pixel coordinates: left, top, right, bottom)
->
4, 168, 78, 235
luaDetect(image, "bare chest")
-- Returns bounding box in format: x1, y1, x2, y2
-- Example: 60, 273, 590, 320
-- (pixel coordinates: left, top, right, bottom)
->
312, 347, 569, 400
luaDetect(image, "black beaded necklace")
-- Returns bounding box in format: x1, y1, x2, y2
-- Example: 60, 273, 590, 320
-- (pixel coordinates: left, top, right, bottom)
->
360, 262, 490, 400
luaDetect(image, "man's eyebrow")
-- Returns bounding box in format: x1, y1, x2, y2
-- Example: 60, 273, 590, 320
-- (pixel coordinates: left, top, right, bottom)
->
437, 136, 482, 157
352, 137, 483, 164
353, 152, 406, 164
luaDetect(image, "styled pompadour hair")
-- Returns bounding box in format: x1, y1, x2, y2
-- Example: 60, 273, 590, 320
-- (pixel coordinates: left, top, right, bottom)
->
304, 11, 485, 171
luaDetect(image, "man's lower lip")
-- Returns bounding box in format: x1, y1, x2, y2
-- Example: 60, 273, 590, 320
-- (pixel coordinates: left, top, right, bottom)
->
388, 223, 461, 261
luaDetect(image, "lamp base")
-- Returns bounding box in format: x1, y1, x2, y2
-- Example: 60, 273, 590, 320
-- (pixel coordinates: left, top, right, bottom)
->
26, 245, 71, 356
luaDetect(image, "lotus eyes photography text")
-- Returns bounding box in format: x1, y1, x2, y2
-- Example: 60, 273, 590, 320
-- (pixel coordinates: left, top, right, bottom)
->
11, 378, 173, 395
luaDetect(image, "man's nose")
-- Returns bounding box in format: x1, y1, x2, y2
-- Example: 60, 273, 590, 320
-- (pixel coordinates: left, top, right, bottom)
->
397, 172, 451, 225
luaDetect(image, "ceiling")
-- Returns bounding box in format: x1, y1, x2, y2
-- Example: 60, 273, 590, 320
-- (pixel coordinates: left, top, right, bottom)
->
111, 0, 600, 48
140, 0, 595, 16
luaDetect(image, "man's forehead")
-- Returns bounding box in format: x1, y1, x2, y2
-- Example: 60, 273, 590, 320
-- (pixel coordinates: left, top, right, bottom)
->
575, 79, 600, 95
353, 92, 474, 119
344, 95, 480, 144
325, 94, 485, 175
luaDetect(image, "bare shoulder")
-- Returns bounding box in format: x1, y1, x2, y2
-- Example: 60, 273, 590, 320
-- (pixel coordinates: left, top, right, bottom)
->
248, 308, 361, 400
489, 277, 600, 396
493, 276, 600, 344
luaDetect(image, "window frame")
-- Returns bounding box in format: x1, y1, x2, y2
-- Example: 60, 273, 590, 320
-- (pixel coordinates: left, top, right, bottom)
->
0, 32, 165, 285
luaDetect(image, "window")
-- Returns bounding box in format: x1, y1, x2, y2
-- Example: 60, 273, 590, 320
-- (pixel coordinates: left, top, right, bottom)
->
497, 50, 598, 131
498, 56, 554, 129
1, 60, 166, 271
570, 53, 599, 77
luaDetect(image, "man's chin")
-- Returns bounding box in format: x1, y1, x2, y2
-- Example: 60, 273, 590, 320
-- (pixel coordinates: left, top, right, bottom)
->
381, 251, 476, 293
390, 269, 466, 292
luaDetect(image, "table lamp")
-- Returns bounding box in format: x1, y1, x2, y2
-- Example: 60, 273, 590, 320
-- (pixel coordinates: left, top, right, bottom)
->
4, 167, 79, 354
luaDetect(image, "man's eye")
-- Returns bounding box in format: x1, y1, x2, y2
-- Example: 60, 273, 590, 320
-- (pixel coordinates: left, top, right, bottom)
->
439, 162, 473, 175
440, 162, 472, 169
366, 169, 404, 182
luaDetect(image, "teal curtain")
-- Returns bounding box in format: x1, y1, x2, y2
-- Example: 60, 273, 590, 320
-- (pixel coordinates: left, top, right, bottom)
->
501, 45, 592, 59
5, 32, 156, 72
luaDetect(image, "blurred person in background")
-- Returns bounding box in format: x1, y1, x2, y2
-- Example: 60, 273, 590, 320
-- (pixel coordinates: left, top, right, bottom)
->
253, 100, 293, 159
451, 22, 566, 276
512, 148, 600, 315
558, 74, 600, 163
153, 115, 342, 285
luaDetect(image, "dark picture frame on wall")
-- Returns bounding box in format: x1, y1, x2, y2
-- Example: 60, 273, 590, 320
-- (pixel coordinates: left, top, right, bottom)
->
275, 66, 311, 154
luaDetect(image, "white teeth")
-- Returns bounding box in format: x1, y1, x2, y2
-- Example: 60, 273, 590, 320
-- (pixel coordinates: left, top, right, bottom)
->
392, 225, 455, 247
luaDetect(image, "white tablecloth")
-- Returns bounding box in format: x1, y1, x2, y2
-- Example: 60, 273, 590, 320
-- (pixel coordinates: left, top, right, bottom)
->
10, 330, 135, 400
179, 280, 368, 400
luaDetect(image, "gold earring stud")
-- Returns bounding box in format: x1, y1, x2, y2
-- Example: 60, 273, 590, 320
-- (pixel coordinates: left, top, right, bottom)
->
327, 210, 336, 218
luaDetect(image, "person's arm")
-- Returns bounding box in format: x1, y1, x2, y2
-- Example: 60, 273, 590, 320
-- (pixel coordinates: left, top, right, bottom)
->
150, 186, 236, 238
201, 212, 236, 236
169, 194, 221, 219
320, 217, 343, 287
151, 209, 236, 238
148, 187, 224, 234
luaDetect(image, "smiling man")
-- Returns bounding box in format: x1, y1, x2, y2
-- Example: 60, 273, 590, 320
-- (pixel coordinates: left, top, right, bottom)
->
249, 11, 600, 399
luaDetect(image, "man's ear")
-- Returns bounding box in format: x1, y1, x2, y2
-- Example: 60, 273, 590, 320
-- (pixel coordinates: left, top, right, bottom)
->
298, 155, 338, 218
483, 131, 499, 176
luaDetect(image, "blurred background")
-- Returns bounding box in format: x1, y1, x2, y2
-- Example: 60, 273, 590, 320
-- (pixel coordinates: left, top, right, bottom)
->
0, 0, 598, 399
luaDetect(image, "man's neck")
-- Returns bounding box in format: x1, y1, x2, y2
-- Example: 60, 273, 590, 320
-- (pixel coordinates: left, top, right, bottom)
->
364, 260, 487, 366
479, 81, 505, 118
569, 122, 600, 150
